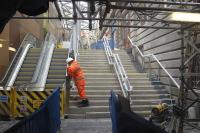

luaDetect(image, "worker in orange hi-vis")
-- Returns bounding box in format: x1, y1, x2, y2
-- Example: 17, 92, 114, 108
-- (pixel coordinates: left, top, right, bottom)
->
66, 57, 89, 107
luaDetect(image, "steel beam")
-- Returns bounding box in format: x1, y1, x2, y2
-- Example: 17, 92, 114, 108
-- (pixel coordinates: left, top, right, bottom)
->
65, 0, 200, 6
111, 5, 196, 12
74, 3, 86, 18
54, 0, 63, 19
102, 24, 182, 30
12, 16, 171, 23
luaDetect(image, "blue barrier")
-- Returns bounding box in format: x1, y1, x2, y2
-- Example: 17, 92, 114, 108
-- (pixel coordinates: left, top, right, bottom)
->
91, 40, 114, 49
109, 90, 166, 133
4, 87, 61, 133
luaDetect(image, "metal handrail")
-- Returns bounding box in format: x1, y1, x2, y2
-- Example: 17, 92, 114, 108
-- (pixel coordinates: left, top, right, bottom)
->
103, 37, 132, 102
0, 33, 36, 86
31, 35, 49, 84
5, 43, 34, 90
128, 37, 180, 89
33, 33, 56, 91
16, 33, 56, 91
103, 38, 113, 64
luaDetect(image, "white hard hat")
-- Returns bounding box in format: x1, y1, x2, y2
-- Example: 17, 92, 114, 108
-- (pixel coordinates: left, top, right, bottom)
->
66, 57, 74, 63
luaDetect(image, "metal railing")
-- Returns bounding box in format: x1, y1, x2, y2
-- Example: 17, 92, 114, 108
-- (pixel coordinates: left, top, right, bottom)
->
128, 37, 180, 89
0, 33, 36, 87
16, 33, 56, 91
34, 33, 56, 91
103, 38, 132, 102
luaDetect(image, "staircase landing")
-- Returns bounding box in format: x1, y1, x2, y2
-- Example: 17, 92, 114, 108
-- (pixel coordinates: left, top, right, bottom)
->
61, 119, 112, 133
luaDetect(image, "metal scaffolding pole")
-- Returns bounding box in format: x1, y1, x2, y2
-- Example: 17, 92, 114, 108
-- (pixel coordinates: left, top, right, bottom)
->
11, 16, 172, 23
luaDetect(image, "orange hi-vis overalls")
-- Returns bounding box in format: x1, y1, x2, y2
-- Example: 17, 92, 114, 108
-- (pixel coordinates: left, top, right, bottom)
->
66, 60, 87, 99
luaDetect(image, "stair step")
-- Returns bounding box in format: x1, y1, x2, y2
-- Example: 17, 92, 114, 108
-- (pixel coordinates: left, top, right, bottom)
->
132, 99, 173, 105
70, 90, 121, 95
70, 100, 108, 106
86, 82, 120, 86
68, 112, 110, 119
84, 70, 112, 73
131, 94, 170, 100
85, 78, 119, 82
78, 59, 108, 62
46, 72, 116, 80
132, 89, 168, 94
133, 86, 156, 90
131, 105, 155, 111
85, 75, 116, 78
82, 66, 111, 69
79, 55, 106, 58
80, 64, 110, 67
70, 95, 110, 100
69, 106, 109, 113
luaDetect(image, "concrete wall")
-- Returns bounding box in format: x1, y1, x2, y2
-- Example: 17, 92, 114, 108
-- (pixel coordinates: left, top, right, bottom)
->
0, 25, 10, 80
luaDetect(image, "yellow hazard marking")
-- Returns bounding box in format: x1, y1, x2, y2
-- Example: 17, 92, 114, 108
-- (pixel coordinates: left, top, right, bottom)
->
16, 93, 35, 114
38, 92, 48, 99
33, 100, 44, 109
0, 102, 9, 114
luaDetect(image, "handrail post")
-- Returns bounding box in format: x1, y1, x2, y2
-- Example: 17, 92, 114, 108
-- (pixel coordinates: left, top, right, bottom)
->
132, 46, 136, 61
148, 56, 151, 78
158, 62, 161, 81
169, 77, 172, 99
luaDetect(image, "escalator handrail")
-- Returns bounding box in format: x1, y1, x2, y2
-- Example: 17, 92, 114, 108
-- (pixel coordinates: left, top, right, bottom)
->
34, 33, 56, 91
0, 33, 36, 86
37, 33, 56, 91
5, 43, 34, 89
31, 34, 49, 83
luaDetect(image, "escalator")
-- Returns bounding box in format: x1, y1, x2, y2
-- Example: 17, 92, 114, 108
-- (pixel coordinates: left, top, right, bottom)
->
14, 48, 42, 87
45, 48, 68, 89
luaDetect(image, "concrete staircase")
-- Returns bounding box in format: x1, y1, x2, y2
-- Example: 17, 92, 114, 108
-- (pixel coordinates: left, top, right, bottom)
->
114, 50, 171, 118
68, 49, 121, 119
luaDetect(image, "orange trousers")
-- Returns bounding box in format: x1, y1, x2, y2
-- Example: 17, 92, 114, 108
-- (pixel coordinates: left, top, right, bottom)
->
75, 80, 87, 99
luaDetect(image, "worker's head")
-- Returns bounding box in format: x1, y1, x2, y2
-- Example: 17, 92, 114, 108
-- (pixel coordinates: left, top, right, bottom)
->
66, 57, 74, 64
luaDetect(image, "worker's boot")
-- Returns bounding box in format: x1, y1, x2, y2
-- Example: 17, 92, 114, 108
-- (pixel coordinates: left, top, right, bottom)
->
78, 99, 89, 107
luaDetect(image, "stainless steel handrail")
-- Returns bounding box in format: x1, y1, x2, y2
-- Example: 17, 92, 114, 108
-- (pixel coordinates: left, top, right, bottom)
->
128, 37, 180, 89
5, 43, 34, 90
33, 33, 56, 91
17, 33, 56, 91
103, 38, 113, 64
103, 37, 132, 102
31, 37, 48, 84
0, 33, 36, 86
